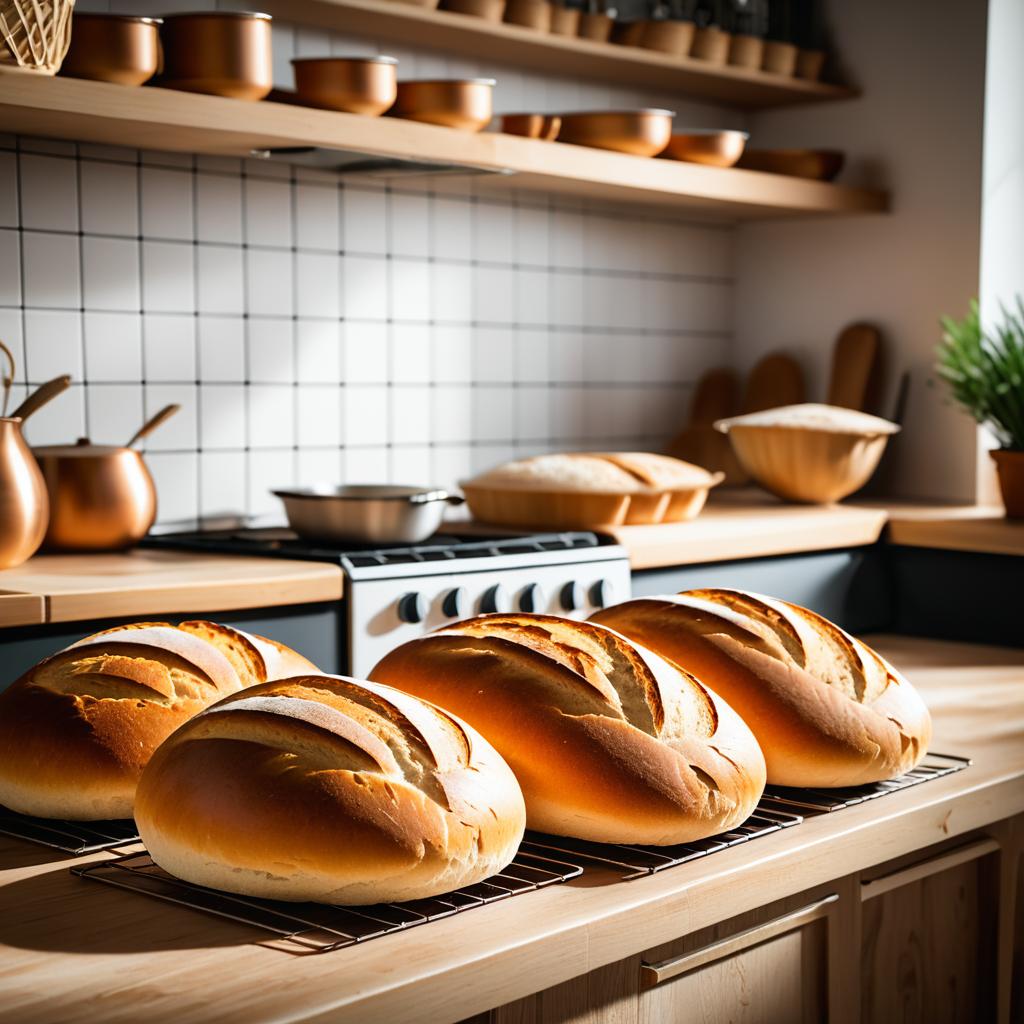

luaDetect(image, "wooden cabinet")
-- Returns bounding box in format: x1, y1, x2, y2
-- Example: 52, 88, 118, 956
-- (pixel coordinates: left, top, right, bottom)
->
466, 818, 1023, 1024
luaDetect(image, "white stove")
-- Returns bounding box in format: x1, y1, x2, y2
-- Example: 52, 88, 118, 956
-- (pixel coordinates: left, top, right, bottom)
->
144, 528, 632, 677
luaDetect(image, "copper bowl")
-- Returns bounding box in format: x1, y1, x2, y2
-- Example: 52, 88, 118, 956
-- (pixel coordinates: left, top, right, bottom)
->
638, 18, 695, 56
578, 11, 613, 40
499, 112, 561, 140
292, 56, 397, 115
391, 78, 495, 132
159, 11, 273, 101
550, 6, 580, 34
662, 128, 748, 167
557, 109, 674, 157
736, 148, 845, 181
441, 0, 506, 20
60, 13, 161, 86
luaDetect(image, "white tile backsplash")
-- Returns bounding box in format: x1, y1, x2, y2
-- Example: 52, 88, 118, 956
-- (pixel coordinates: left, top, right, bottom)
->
7, 19, 735, 523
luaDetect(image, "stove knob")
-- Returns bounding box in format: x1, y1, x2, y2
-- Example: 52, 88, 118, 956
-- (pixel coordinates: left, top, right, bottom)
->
518, 583, 545, 613
397, 591, 428, 624
480, 583, 510, 614
442, 587, 468, 619
560, 581, 583, 612
589, 579, 613, 609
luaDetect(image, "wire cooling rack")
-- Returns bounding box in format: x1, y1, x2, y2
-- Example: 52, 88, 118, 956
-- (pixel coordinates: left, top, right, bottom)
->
0, 808, 139, 854
66, 752, 969, 954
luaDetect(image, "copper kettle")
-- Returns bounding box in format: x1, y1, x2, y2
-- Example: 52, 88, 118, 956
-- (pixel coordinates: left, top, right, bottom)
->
0, 342, 54, 569
34, 404, 179, 552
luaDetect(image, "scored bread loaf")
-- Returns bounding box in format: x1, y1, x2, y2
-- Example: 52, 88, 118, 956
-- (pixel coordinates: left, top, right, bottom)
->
135, 675, 526, 904
370, 614, 766, 845
592, 589, 932, 787
0, 621, 319, 820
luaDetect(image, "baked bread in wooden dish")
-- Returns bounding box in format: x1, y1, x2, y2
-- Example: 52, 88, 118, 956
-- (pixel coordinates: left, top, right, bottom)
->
0, 621, 317, 820
370, 614, 766, 845
593, 589, 932, 787
462, 451, 723, 529
135, 675, 526, 904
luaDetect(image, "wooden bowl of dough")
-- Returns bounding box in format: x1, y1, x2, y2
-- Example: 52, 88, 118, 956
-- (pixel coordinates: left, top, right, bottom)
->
715, 404, 900, 503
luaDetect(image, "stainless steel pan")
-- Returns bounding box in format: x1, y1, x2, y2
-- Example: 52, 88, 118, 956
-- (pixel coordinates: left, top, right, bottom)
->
273, 485, 464, 544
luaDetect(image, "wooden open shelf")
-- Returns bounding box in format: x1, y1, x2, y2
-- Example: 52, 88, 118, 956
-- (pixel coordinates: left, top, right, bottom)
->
0, 73, 886, 218
264, 0, 856, 109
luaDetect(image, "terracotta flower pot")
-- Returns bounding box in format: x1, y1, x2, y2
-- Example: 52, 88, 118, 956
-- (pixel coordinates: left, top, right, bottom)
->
991, 449, 1024, 518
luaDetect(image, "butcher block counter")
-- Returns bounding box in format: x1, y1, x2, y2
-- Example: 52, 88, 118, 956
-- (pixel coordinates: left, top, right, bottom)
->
1, 635, 1021, 1024
0, 551, 343, 628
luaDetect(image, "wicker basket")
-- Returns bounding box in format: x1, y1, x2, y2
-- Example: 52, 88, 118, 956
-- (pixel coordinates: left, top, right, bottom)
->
0, 0, 75, 75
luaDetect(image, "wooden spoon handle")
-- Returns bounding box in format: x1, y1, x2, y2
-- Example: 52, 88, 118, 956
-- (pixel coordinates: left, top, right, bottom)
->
127, 403, 180, 447
10, 375, 72, 421
0, 339, 13, 417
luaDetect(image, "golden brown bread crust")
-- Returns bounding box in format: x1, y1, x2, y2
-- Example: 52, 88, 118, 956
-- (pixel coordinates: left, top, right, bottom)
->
369, 614, 766, 845
135, 675, 526, 904
0, 621, 319, 820
592, 589, 933, 787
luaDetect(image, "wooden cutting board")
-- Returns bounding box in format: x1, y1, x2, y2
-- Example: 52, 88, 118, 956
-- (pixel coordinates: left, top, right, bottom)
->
667, 368, 745, 482
741, 352, 806, 412
827, 323, 881, 411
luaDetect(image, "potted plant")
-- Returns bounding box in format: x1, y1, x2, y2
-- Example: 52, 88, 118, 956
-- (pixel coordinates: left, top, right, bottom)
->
937, 298, 1024, 517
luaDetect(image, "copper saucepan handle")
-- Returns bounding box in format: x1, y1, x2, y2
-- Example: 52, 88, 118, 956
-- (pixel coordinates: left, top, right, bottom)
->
10, 375, 72, 421
127, 403, 181, 448
0, 339, 13, 416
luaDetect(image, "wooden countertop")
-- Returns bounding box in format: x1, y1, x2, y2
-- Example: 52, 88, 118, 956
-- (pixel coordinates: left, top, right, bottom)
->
886, 512, 1023, 557
1, 635, 1021, 1024
0, 551, 343, 627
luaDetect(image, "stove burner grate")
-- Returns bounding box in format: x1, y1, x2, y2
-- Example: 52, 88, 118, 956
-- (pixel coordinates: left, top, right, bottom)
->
0, 808, 139, 855
71, 847, 584, 955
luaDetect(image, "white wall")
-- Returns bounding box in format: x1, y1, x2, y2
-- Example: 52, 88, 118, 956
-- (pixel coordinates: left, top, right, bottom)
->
977, 0, 1024, 501
734, 0, 988, 502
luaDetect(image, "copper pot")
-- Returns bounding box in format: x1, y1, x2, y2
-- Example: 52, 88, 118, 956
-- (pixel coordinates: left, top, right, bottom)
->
292, 56, 398, 115
0, 346, 60, 570
34, 405, 179, 552
662, 128, 749, 167
391, 79, 496, 131
159, 11, 273, 101
60, 13, 162, 86
557, 109, 674, 156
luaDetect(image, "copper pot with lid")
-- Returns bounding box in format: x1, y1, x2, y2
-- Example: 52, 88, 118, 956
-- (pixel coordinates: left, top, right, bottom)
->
34, 405, 179, 551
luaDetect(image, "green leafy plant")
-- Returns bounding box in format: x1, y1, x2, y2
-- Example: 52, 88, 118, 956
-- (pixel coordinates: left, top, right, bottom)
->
937, 298, 1024, 451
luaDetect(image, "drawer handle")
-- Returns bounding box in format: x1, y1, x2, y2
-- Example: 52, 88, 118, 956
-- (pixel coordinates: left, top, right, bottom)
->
860, 837, 999, 902
639, 893, 838, 986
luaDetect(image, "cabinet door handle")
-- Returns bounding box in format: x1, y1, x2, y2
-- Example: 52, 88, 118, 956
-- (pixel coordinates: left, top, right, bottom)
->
859, 837, 999, 902
639, 893, 838, 986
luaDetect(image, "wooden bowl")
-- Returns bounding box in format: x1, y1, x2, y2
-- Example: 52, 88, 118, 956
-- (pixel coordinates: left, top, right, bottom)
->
796, 48, 826, 81
499, 113, 561, 139
441, 0, 506, 20
557, 109, 674, 157
60, 13, 161, 86
391, 78, 495, 131
159, 11, 272, 101
736, 148, 845, 181
292, 56, 397, 115
662, 128, 748, 167
715, 405, 900, 504
728, 33, 764, 69
610, 20, 645, 46
504, 0, 552, 30
389, 0, 441, 7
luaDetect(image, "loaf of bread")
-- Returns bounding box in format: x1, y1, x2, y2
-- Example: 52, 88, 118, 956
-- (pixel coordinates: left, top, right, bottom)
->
135, 675, 526, 904
593, 589, 932, 787
370, 614, 766, 845
0, 621, 318, 820
467, 452, 717, 493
